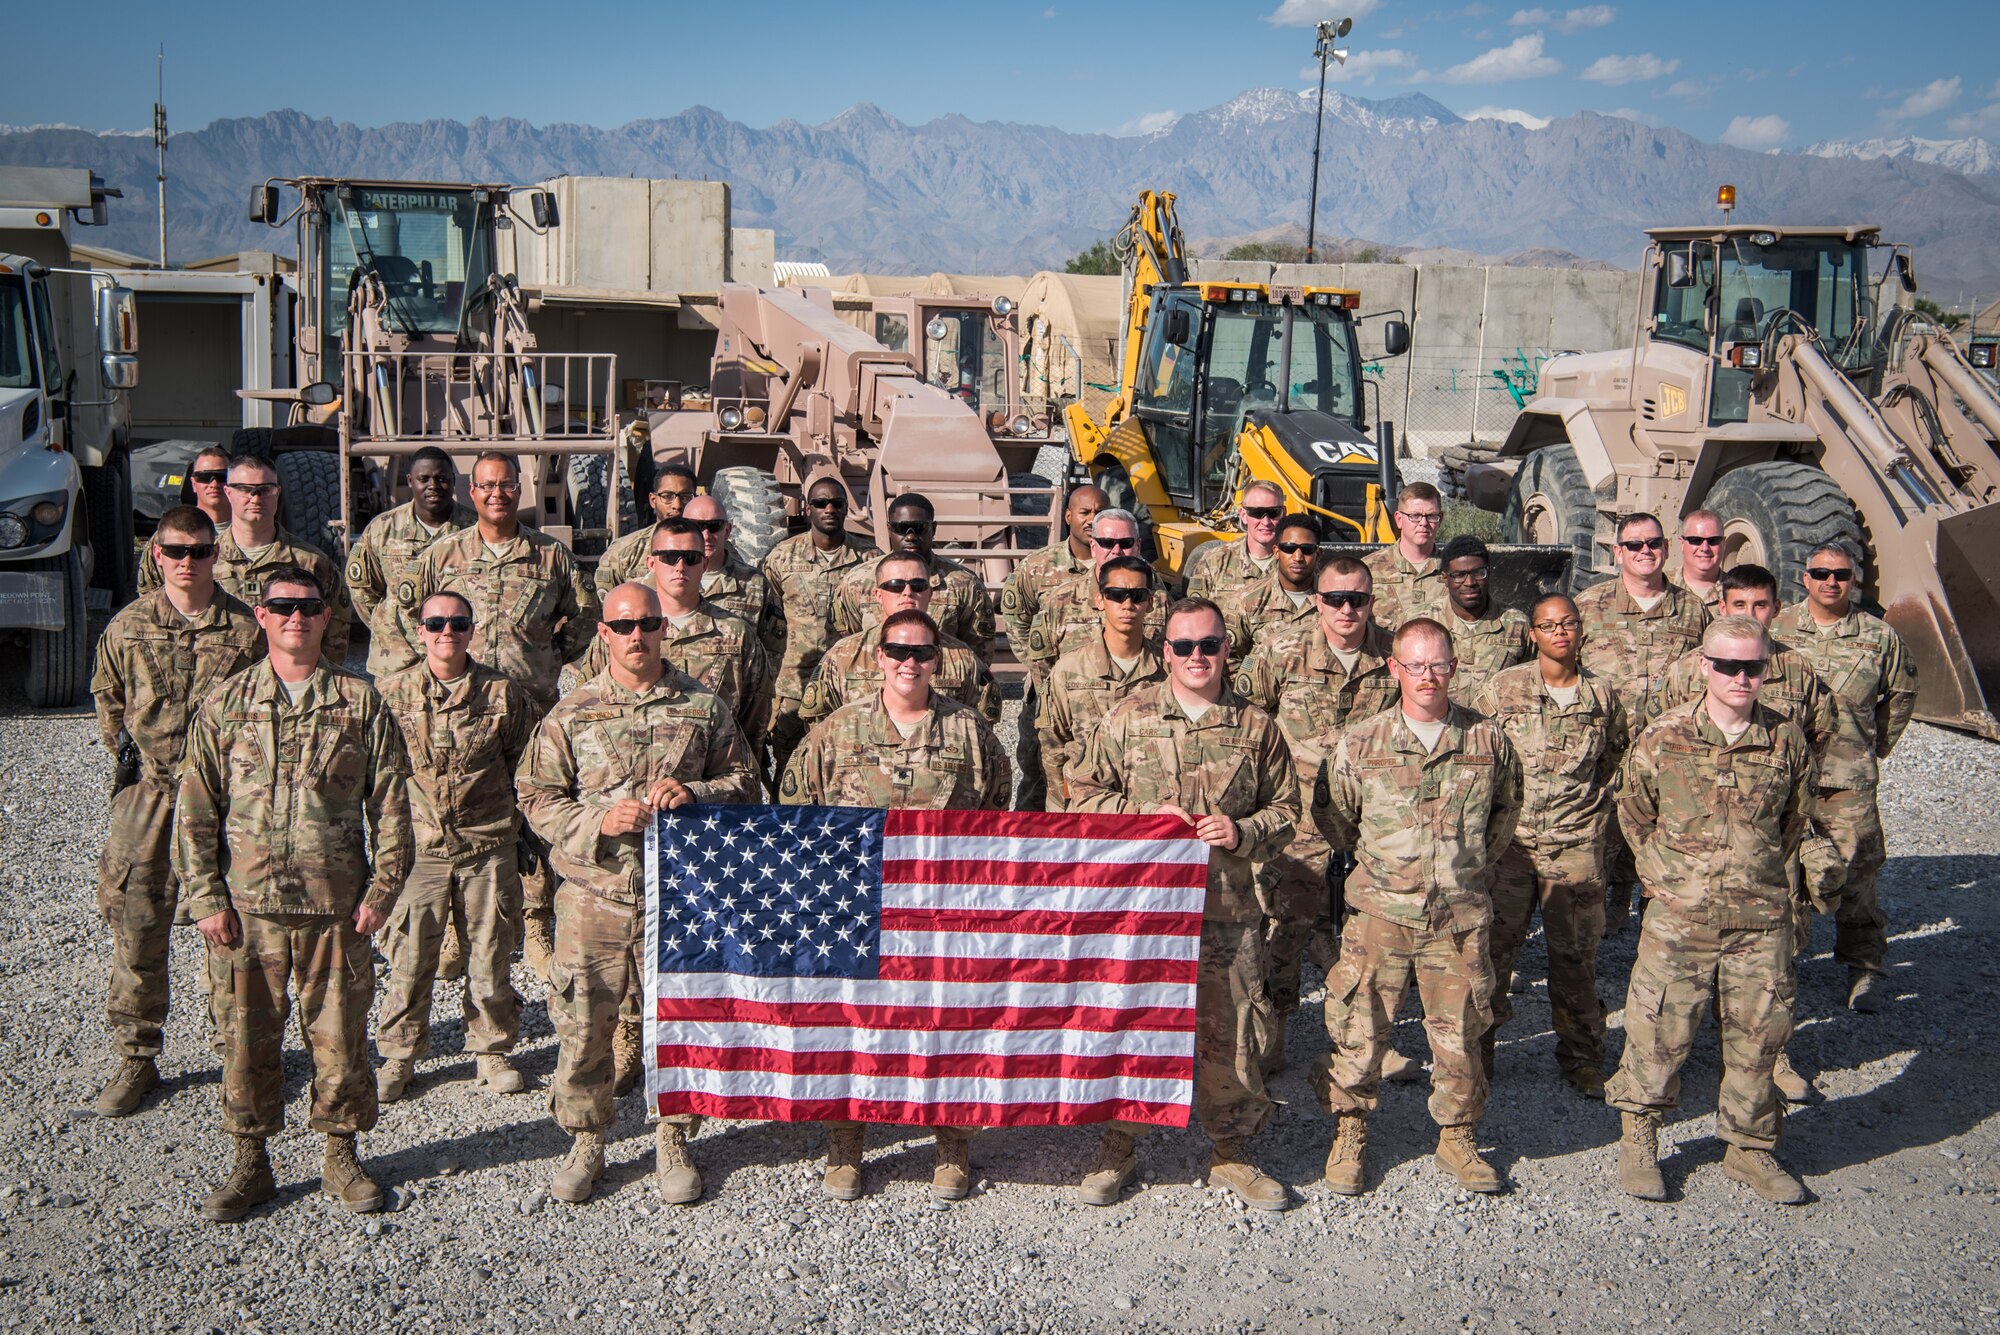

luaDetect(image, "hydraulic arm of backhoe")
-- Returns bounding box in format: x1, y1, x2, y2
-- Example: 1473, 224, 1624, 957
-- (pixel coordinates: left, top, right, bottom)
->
1104, 191, 1188, 434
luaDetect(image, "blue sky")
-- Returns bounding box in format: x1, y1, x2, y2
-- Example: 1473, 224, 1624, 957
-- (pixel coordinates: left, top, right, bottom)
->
4, 0, 1995, 149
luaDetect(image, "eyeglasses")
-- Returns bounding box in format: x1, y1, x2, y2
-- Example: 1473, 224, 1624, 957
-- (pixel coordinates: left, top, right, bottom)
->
226, 482, 279, 497
1618, 537, 1667, 552
1394, 659, 1455, 678
1092, 535, 1136, 551
806, 496, 845, 510
1804, 567, 1854, 583
1704, 656, 1768, 679
1165, 635, 1225, 658
653, 489, 695, 504
1275, 541, 1319, 555
888, 520, 933, 536
1443, 567, 1489, 583
877, 577, 931, 594
649, 548, 704, 567
685, 519, 727, 535
604, 615, 665, 634
1317, 590, 1371, 609
1532, 618, 1582, 633
471, 480, 521, 495
190, 469, 228, 486
155, 542, 217, 561
879, 641, 940, 664
262, 597, 326, 620
1681, 535, 1723, 548
421, 615, 474, 633
1242, 505, 1285, 521
1099, 585, 1150, 604
1397, 511, 1442, 526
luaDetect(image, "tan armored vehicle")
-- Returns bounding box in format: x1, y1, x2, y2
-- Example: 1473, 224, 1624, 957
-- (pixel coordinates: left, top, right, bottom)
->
1476, 222, 2000, 737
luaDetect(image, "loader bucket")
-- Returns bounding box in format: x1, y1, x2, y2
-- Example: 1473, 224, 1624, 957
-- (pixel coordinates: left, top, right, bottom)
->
1322, 543, 1572, 616
1888, 502, 2000, 741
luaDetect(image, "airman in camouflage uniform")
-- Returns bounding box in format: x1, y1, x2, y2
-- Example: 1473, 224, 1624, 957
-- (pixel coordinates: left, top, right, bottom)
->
136, 445, 231, 593
1363, 482, 1448, 629
682, 493, 778, 634
178, 565, 413, 1222
373, 591, 540, 1104
1035, 556, 1167, 806
1000, 484, 1104, 810
1605, 615, 1816, 1205
1469, 594, 1626, 1097
1771, 542, 1917, 1011
345, 448, 476, 678
1069, 599, 1300, 1211
1312, 618, 1521, 1196
90, 507, 265, 1117
516, 582, 760, 1207
1018, 508, 1174, 674
591, 462, 699, 595
832, 493, 998, 660
762, 479, 878, 771
1183, 480, 1287, 604
803, 551, 996, 725
1437, 535, 1531, 696
1217, 515, 1322, 668
208, 454, 354, 662
1672, 508, 1726, 613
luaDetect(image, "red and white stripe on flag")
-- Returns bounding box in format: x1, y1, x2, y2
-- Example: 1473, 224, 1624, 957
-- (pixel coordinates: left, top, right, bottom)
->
646, 808, 1209, 1128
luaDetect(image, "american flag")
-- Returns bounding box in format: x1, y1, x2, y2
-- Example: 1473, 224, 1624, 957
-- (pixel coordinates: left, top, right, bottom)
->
643, 805, 1209, 1128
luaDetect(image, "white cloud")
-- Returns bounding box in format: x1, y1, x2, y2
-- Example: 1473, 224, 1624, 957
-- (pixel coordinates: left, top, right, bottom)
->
1115, 110, 1180, 136
1667, 76, 1719, 103
1721, 114, 1790, 151
1945, 103, 2000, 136
1434, 33, 1562, 84
1042, 5, 1056, 15
1506, 7, 1554, 23
1264, 0, 1382, 26
1465, 106, 1551, 130
1883, 77, 1961, 124
1580, 53, 1678, 86
1555, 4, 1616, 31
1322, 48, 1420, 85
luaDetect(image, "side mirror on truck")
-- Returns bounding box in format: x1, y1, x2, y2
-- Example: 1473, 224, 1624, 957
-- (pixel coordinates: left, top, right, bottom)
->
530, 191, 558, 229
1382, 320, 1410, 358
97, 285, 138, 355
248, 183, 280, 224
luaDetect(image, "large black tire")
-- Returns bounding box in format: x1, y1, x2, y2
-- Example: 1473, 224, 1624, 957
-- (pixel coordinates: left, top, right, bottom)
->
273, 451, 347, 558
83, 450, 135, 605
712, 466, 787, 567
25, 546, 89, 709
1503, 443, 1606, 590
1705, 462, 1864, 602
566, 455, 630, 557
1008, 471, 1056, 551
1090, 461, 1156, 563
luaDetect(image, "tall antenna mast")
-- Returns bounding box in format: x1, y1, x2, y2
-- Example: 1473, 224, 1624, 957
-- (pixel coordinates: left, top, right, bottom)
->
153, 45, 168, 268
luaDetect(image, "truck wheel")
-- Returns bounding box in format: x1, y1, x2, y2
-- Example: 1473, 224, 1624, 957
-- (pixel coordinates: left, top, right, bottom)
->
273, 451, 348, 558
1009, 472, 1056, 551
712, 466, 788, 566
566, 454, 640, 557
1705, 462, 1863, 601
24, 546, 89, 709
83, 451, 136, 605
1503, 444, 1603, 589
1091, 462, 1156, 562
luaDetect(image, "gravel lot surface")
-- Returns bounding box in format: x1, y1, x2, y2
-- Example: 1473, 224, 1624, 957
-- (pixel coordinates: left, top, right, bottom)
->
2, 620, 1997, 1334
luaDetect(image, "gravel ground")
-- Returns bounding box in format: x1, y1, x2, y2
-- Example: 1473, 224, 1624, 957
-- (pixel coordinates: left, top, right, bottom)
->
4, 615, 2000, 1334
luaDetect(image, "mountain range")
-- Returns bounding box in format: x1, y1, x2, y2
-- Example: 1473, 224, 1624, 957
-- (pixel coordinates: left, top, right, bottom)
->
6, 91, 2000, 301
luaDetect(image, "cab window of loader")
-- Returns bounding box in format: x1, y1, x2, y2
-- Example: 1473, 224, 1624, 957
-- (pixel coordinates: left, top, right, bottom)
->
1650, 248, 1714, 352
922, 309, 1010, 414
1135, 292, 1202, 500
0, 278, 35, 389
323, 187, 494, 340
876, 314, 910, 352
1716, 239, 1875, 369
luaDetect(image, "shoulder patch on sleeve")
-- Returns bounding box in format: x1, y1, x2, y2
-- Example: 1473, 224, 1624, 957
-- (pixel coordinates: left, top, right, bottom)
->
397, 579, 417, 606
346, 560, 364, 581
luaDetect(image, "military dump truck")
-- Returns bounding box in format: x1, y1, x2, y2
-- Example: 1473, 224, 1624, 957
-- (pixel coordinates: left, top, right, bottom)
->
241, 178, 624, 558
1475, 222, 2000, 738
0, 167, 140, 706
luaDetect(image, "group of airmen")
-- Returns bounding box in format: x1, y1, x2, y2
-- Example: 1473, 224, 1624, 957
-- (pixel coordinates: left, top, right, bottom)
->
87, 442, 1916, 1222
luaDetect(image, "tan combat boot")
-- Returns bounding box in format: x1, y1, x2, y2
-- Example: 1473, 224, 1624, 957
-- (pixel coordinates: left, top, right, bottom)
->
551, 1130, 606, 1203
655, 1121, 703, 1205
931, 1133, 972, 1202
321, 1134, 385, 1214
612, 1020, 644, 1096
200, 1136, 276, 1223
1722, 1145, 1807, 1205
1323, 1112, 1368, 1196
1382, 1048, 1424, 1083
95, 1057, 159, 1118
522, 907, 556, 984
1772, 1053, 1814, 1103
476, 1053, 527, 1094
1561, 1064, 1607, 1101
1435, 1125, 1503, 1193
1206, 1138, 1289, 1211
1078, 1128, 1137, 1206
437, 918, 467, 981
1616, 1112, 1667, 1200
821, 1125, 866, 1201
375, 1056, 415, 1104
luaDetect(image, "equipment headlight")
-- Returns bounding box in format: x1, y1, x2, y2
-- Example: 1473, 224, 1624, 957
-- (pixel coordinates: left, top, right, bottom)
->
718, 406, 746, 431
1010, 414, 1033, 436
992, 296, 1015, 317
0, 514, 24, 548
925, 318, 950, 341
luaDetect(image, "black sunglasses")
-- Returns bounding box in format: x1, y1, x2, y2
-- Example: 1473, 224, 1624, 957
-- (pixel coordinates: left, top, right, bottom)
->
604, 615, 666, 634
1275, 541, 1319, 555
1681, 535, 1723, 548
155, 542, 216, 561
1242, 505, 1285, 521
1618, 537, 1667, 552
1092, 536, 1136, 551
806, 496, 845, 509
888, 520, 933, 536
684, 519, 727, 535
262, 597, 326, 619
1317, 590, 1371, 609
227, 482, 280, 497
879, 641, 939, 663
1165, 635, 1225, 658
1099, 585, 1150, 604
189, 469, 228, 486
649, 548, 704, 567
878, 578, 931, 594
421, 615, 474, 633
1705, 656, 1768, 679
1804, 567, 1854, 582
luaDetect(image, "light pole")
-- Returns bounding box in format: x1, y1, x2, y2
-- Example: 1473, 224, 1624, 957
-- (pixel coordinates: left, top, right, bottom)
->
1305, 17, 1352, 265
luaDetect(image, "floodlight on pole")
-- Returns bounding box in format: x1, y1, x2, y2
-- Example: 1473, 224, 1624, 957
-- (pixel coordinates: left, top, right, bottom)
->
1305, 17, 1353, 265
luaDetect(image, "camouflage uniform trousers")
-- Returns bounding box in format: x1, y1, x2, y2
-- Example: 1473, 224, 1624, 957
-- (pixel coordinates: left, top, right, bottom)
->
96, 780, 187, 1060
375, 849, 523, 1061
1816, 786, 1888, 976
1254, 833, 1333, 1015
1112, 920, 1277, 1143
1487, 842, 1608, 1074
209, 912, 377, 1139
1604, 908, 1794, 1149
548, 884, 699, 1134
1315, 911, 1492, 1128
1014, 677, 1047, 811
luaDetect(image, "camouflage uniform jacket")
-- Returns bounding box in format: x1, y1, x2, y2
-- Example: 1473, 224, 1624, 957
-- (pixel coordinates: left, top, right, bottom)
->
391, 525, 600, 709
1770, 602, 1918, 791
516, 668, 759, 907
377, 660, 539, 862
1573, 576, 1711, 699
1235, 621, 1400, 836
1676, 575, 1723, 614
1364, 546, 1446, 629
210, 526, 354, 664
1068, 681, 1299, 924
175, 661, 413, 922
1443, 604, 1531, 697
834, 551, 996, 662
1035, 635, 1167, 806
800, 625, 997, 724
1184, 536, 1275, 603
1469, 663, 1626, 856
592, 521, 664, 596
579, 600, 770, 737
91, 589, 266, 786
999, 541, 1091, 670
1640, 644, 1839, 773
780, 693, 1011, 811
1615, 700, 1814, 929
700, 550, 777, 634
1313, 704, 1522, 932
1023, 580, 1172, 672
1218, 573, 1317, 668
761, 532, 880, 701
347, 501, 477, 675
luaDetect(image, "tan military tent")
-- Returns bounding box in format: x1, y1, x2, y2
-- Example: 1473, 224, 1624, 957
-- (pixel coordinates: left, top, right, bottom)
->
1018, 271, 1123, 417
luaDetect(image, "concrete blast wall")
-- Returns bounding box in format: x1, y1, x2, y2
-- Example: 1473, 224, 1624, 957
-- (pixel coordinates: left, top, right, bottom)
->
516, 177, 735, 294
